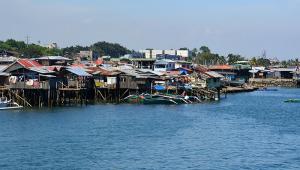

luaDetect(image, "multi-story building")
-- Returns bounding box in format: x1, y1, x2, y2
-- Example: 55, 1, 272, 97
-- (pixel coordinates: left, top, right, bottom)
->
139, 50, 151, 59
79, 50, 99, 61
164, 50, 176, 56
139, 49, 190, 59
151, 50, 163, 59
176, 50, 189, 58
47, 43, 58, 49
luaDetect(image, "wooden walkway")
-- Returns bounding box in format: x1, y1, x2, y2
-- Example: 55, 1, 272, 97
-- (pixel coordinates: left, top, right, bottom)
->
0, 86, 8, 91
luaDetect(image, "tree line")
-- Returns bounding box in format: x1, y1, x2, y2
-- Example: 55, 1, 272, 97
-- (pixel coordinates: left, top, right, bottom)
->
190, 46, 299, 67
0, 39, 61, 57
0, 39, 131, 58
190, 46, 244, 65
1, 39, 298, 67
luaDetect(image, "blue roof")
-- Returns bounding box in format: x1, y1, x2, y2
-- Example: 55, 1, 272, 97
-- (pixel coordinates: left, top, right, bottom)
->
66, 67, 92, 77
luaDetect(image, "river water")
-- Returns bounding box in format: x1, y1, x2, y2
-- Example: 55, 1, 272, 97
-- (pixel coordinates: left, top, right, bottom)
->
0, 88, 300, 169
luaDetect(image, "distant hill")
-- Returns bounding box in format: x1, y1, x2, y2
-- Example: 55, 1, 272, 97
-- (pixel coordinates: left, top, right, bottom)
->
0, 39, 61, 58
0, 39, 131, 58
63, 41, 131, 58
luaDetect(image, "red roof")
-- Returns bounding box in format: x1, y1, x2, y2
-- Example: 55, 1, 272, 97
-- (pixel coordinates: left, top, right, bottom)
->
195, 65, 209, 72
45, 66, 63, 71
18, 59, 42, 68
95, 59, 103, 65
209, 65, 233, 70
86, 67, 117, 76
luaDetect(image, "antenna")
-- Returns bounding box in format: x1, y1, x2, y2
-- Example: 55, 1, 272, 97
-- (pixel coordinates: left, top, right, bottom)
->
25, 35, 30, 46
262, 49, 267, 58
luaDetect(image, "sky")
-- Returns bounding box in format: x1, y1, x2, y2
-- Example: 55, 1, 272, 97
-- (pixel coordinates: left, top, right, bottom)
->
0, 0, 299, 59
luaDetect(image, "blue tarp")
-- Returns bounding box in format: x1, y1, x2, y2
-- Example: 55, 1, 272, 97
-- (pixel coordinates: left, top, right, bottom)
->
153, 85, 165, 91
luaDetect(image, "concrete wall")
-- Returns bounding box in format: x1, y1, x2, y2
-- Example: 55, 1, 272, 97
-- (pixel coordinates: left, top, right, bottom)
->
249, 78, 297, 87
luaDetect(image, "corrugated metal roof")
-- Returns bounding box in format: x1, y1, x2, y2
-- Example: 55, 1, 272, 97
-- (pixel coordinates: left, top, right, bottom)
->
37, 56, 72, 61
119, 69, 158, 78
271, 68, 296, 72
154, 59, 175, 65
0, 65, 8, 72
29, 67, 55, 74
39, 74, 56, 78
209, 65, 233, 70
66, 67, 92, 77
0, 72, 9, 76
0, 56, 17, 62
205, 71, 224, 78
18, 59, 42, 68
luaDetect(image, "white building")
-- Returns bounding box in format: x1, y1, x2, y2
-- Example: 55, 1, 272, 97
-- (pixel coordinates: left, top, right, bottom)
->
154, 59, 175, 72
176, 50, 189, 58
164, 50, 176, 55
139, 50, 151, 58
47, 43, 58, 49
139, 49, 190, 59
79, 51, 92, 58
78, 50, 100, 61
174, 61, 192, 69
151, 50, 163, 59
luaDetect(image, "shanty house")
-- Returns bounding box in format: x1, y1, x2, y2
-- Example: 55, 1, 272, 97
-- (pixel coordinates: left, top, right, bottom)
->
270, 68, 295, 79
199, 71, 224, 89
35, 56, 72, 66
58, 67, 92, 89
118, 69, 162, 91
88, 67, 121, 89
3, 59, 55, 89
0, 65, 9, 86
154, 59, 175, 72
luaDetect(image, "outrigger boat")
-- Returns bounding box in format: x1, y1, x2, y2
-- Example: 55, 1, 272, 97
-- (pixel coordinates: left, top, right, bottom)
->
122, 94, 201, 105
123, 94, 177, 105
142, 94, 178, 105
284, 99, 300, 103
0, 96, 23, 110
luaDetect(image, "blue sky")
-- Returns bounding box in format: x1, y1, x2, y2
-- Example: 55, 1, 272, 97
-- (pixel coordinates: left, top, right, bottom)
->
0, 0, 299, 59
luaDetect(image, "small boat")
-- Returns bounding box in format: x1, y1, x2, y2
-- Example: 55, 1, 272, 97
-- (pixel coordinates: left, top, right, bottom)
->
284, 99, 300, 103
123, 95, 142, 104
122, 94, 202, 105
258, 88, 278, 91
141, 94, 178, 105
0, 97, 23, 110
222, 80, 245, 87
186, 96, 202, 103
156, 94, 190, 104
123, 94, 178, 105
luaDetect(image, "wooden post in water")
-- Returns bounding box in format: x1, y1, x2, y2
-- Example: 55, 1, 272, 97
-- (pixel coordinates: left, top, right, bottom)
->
48, 88, 50, 107
80, 90, 83, 106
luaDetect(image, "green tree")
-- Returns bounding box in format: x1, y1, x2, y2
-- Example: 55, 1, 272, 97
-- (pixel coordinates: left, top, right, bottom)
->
91, 41, 130, 58
227, 54, 245, 64
256, 57, 271, 67
179, 47, 188, 50
250, 57, 257, 66
194, 46, 226, 65
199, 46, 210, 53
62, 45, 89, 57
0, 39, 64, 58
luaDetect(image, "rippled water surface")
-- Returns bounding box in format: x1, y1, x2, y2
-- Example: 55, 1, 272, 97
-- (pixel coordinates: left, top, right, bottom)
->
0, 88, 300, 169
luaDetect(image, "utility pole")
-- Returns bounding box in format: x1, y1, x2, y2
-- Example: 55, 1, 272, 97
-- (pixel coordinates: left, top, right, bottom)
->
25, 35, 30, 46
